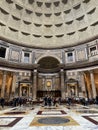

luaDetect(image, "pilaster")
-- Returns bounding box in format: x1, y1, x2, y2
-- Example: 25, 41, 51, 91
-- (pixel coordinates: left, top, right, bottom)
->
60, 69, 65, 99
32, 69, 38, 100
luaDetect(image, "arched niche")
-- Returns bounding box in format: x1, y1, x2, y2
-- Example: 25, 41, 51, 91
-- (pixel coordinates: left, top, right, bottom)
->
37, 56, 60, 73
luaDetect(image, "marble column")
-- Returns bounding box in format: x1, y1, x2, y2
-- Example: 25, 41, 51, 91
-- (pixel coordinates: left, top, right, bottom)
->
27, 84, 30, 97
86, 80, 92, 99
60, 69, 65, 99
32, 69, 38, 100
75, 82, 78, 97
11, 72, 17, 97
19, 82, 21, 97
1, 71, 7, 98
52, 76, 55, 90
79, 72, 87, 97
6, 75, 12, 98
90, 70, 97, 98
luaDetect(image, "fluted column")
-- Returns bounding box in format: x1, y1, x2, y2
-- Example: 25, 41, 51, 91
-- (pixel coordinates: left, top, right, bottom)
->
90, 70, 97, 98
19, 82, 21, 97
11, 72, 17, 97
52, 76, 55, 90
79, 72, 87, 97
60, 69, 65, 99
86, 79, 92, 99
1, 71, 7, 97
32, 69, 38, 100
6, 75, 12, 98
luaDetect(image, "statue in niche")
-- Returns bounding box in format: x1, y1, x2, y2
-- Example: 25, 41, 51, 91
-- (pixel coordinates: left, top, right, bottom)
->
22, 87, 27, 96
70, 87, 75, 96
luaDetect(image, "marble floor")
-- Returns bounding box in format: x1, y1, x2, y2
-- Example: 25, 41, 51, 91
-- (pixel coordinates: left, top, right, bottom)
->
0, 104, 98, 130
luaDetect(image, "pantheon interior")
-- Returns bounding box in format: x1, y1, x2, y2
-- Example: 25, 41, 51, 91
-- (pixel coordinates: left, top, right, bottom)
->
0, 0, 98, 130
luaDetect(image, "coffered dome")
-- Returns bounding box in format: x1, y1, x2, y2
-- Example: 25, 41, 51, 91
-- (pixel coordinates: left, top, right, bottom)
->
0, 0, 98, 48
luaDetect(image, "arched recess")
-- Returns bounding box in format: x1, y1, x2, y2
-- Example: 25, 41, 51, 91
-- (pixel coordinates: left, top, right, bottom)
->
37, 56, 60, 70
36, 54, 61, 64
36, 56, 61, 98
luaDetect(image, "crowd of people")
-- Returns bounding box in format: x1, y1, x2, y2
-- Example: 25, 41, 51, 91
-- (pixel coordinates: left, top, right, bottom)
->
66, 96, 98, 106
43, 95, 98, 107
0, 95, 98, 108
0, 97, 28, 108
43, 96, 61, 107
12, 97, 24, 107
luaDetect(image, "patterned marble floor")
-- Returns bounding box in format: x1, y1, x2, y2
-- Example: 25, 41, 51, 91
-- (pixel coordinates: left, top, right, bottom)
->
0, 104, 98, 130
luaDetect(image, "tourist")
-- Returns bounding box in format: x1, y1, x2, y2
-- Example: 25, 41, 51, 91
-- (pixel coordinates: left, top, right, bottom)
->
96, 96, 98, 104
43, 96, 48, 106
13, 98, 17, 107
18, 97, 23, 107
58, 97, 61, 105
47, 96, 52, 107
52, 97, 56, 106
68, 97, 72, 106
0, 97, 5, 108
